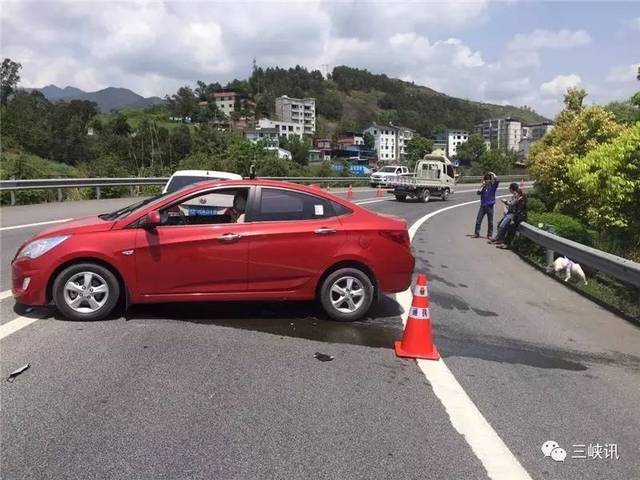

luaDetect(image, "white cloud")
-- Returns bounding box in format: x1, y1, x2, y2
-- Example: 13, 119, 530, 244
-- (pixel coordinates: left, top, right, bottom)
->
606, 63, 640, 83
508, 29, 592, 50
540, 74, 582, 98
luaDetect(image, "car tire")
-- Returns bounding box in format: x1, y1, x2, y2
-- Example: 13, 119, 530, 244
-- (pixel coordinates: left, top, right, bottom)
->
52, 263, 121, 321
395, 194, 406, 202
441, 188, 450, 201
418, 189, 430, 203
320, 268, 374, 322
370, 183, 376, 188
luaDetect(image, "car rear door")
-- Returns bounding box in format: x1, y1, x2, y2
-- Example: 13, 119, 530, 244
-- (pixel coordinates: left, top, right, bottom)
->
245, 187, 348, 293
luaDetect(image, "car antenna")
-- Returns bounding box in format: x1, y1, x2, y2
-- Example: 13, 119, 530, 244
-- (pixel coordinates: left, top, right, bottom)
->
249, 164, 256, 180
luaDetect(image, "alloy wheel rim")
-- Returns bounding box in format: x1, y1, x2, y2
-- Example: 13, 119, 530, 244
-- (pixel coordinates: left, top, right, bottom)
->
63, 272, 109, 314
330, 276, 365, 313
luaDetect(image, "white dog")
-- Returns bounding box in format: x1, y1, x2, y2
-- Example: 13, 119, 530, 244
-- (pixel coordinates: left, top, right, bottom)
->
549, 256, 588, 285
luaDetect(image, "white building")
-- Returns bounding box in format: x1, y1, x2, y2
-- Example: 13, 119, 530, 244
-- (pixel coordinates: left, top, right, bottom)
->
474, 118, 522, 152
266, 146, 292, 160
436, 129, 469, 157
396, 126, 415, 159
363, 123, 414, 162
275, 95, 316, 135
257, 118, 304, 139
245, 127, 279, 147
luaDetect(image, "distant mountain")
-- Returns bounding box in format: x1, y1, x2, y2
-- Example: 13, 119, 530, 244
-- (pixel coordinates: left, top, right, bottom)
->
40, 85, 86, 100
36, 85, 164, 112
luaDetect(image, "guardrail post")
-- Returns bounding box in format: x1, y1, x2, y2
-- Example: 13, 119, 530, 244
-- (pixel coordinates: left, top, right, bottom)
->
545, 225, 556, 267
96, 187, 101, 200
57, 188, 63, 202
10, 190, 16, 206
130, 186, 136, 197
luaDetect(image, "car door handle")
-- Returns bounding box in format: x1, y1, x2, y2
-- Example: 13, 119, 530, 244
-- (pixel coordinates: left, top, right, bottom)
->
217, 233, 241, 243
314, 227, 337, 235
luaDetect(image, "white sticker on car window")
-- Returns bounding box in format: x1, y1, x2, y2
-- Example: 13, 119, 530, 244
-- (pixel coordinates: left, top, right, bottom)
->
314, 204, 324, 216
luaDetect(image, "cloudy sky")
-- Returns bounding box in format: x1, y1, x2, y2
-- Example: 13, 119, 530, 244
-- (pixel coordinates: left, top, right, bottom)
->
1, 0, 639, 117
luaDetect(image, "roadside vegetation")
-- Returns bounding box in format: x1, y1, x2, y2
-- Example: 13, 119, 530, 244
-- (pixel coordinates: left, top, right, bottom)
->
511, 78, 640, 319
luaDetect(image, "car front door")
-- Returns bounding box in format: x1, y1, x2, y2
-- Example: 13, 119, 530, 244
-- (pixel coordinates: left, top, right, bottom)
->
134, 187, 252, 296
245, 187, 348, 293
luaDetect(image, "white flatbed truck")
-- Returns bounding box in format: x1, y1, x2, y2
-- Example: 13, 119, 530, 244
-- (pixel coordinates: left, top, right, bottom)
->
386, 154, 456, 202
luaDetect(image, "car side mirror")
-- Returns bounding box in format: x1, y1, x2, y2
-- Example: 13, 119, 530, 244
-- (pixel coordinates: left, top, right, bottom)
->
143, 210, 161, 229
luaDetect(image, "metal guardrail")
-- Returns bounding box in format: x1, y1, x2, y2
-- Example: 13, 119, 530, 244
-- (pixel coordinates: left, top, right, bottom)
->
518, 222, 640, 289
0, 174, 530, 205
0, 176, 371, 204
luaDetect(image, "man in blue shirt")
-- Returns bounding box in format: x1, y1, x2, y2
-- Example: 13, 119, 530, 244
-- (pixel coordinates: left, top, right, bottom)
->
474, 172, 499, 238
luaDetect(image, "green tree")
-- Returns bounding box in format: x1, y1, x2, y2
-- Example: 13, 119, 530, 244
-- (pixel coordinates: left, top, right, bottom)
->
563, 87, 588, 113
529, 88, 623, 210
0, 58, 21, 105
108, 113, 132, 136
165, 86, 198, 119
363, 131, 375, 150
405, 134, 434, 168
455, 133, 486, 166
470, 148, 515, 175
567, 122, 640, 238
605, 100, 640, 125
279, 135, 311, 166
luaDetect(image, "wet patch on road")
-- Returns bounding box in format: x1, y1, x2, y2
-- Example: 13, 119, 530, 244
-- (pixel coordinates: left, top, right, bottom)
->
428, 290, 499, 317
435, 324, 640, 372
120, 297, 405, 349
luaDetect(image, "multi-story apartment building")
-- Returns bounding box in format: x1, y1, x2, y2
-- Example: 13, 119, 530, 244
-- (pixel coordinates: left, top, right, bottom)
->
274, 96, 316, 135
363, 123, 414, 162
213, 91, 249, 117
435, 129, 469, 157
396, 126, 415, 159
525, 121, 554, 141
257, 118, 304, 139
518, 120, 554, 159
474, 117, 522, 152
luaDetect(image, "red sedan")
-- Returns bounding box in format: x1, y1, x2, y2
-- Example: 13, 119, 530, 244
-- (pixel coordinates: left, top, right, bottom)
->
12, 180, 414, 321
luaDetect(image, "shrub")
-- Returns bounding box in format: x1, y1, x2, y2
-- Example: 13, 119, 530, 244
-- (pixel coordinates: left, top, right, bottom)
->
528, 212, 594, 246
527, 197, 546, 213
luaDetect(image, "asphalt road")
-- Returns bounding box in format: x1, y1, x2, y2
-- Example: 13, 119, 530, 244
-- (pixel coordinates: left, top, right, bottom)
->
1, 185, 638, 480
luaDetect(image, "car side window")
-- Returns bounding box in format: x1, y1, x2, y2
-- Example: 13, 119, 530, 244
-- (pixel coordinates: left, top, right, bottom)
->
159, 187, 249, 226
254, 188, 335, 222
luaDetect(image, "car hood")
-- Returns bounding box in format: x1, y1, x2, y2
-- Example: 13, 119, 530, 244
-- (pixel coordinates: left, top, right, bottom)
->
30, 216, 116, 240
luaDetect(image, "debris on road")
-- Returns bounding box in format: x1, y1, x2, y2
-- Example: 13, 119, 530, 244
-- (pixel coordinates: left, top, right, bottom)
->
314, 352, 334, 362
7, 363, 30, 383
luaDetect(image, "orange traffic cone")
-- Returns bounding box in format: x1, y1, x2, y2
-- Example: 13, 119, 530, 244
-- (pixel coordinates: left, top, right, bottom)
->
376, 185, 383, 197
347, 184, 353, 200
326, 185, 331, 192
395, 274, 440, 360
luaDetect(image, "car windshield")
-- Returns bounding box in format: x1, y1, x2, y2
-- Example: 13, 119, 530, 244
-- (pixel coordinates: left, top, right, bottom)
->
166, 175, 225, 193
379, 167, 397, 172
98, 193, 171, 220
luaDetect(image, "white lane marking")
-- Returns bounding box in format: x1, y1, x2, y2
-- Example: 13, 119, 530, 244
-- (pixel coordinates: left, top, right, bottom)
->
396, 195, 533, 480
0, 290, 13, 301
0, 316, 40, 341
0, 218, 72, 232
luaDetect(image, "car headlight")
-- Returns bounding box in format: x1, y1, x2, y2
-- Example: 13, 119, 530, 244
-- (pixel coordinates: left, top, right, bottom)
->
16, 236, 70, 260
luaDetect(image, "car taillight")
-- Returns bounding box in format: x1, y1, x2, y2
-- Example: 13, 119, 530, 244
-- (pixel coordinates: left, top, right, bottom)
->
379, 230, 410, 248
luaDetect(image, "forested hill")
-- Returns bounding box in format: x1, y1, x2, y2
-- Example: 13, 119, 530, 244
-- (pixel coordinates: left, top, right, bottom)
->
243, 65, 548, 136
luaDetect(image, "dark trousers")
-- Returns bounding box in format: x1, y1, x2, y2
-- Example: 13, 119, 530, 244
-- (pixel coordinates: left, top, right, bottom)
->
475, 204, 494, 237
